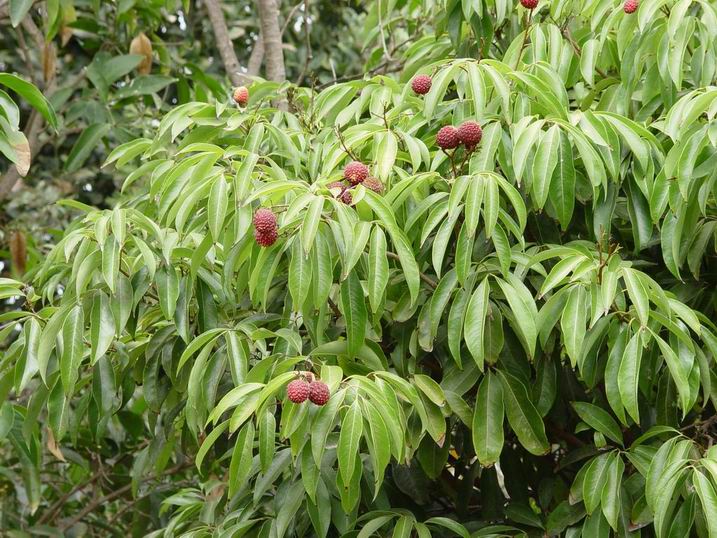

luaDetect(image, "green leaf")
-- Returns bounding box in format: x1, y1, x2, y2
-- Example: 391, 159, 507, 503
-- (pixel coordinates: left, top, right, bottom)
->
289, 240, 313, 309
0, 73, 58, 129
497, 369, 549, 455
464, 278, 490, 369
65, 123, 111, 172
301, 196, 324, 255
472, 371, 504, 466
156, 265, 180, 320
368, 225, 389, 313
548, 132, 575, 230
496, 274, 538, 358
208, 176, 229, 240
600, 453, 624, 530
582, 453, 611, 514
622, 268, 649, 326
90, 292, 114, 363
572, 402, 623, 446
531, 125, 559, 209
340, 271, 367, 358
618, 331, 643, 424
60, 304, 84, 395
9, 0, 34, 27
560, 286, 587, 366
338, 400, 363, 485
694, 469, 717, 535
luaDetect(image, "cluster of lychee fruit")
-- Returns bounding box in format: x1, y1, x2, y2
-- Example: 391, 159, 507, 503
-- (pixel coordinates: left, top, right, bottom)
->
233, 86, 249, 107
286, 376, 330, 406
253, 207, 278, 247
437, 121, 483, 151
328, 161, 384, 205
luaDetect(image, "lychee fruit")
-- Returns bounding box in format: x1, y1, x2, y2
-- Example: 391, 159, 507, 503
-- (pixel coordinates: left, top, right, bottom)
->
308, 381, 330, 405
363, 177, 384, 194
233, 86, 249, 106
411, 74, 432, 95
340, 189, 353, 205
343, 161, 369, 185
254, 228, 277, 247
623, 0, 637, 13
287, 379, 310, 403
327, 181, 346, 196
436, 126, 460, 150
458, 121, 483, 149
253, 208, 277, 234
520, 0, 538, 8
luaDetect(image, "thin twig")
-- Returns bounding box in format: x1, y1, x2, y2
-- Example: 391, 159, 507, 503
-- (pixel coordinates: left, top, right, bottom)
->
386, 251, 437, 289
60, 462, 191, 531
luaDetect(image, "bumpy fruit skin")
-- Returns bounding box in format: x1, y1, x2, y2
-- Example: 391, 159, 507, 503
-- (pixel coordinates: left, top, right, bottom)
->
308, 381, 330, 405
411, 74, 432, 95
363, 177, 384, 194
254, 228, 278, 247
520, 0, 538, 8
458, 121, 483, 149
233, 86, 249, 106
343, 161, 369, 185
287, 379, 310, 403
623, 0, 637, 13
340, 189, 353, 205
436, 126, 460, 150
253, 208, 277, 234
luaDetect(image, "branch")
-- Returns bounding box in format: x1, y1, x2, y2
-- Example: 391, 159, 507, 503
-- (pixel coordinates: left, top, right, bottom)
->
204, 0, 252, 86
386, 251, 437, 289
256, 0, 286, 83
59, 462, 190, 531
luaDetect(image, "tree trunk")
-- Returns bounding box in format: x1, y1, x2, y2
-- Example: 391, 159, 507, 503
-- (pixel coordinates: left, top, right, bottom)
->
205, 0, 250, 86
256, 0, 286, 83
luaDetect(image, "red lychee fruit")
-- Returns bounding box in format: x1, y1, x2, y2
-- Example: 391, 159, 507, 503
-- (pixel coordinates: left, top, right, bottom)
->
520, 0, 538, 8
436, 126, 460, 150
623, 0, 637, 13
254, 228, 278, 247
363, 177, 384, 194
287, 379, 310, 403
233, 86, 249, 106
458, 121, 483, 149
308, 381, 330, 405
340, 189, 353, 205
343, 161, 369, 185
411, 74, 432, 95
253, 208, 277, 234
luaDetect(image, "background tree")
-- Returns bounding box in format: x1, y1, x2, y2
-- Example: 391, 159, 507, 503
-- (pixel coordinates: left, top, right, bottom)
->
3, 0, 717, 536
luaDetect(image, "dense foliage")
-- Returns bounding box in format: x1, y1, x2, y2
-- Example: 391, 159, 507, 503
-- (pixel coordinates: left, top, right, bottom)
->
3, 0, 717, 536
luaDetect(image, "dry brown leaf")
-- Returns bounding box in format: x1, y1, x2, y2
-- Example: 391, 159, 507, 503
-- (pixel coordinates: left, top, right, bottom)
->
43, 42, 57, 84
9, 230, 27, 275
13, 134, 31, 177
46, 428, 66, 462
130, 32, 153, 75
60, 4, 77, 46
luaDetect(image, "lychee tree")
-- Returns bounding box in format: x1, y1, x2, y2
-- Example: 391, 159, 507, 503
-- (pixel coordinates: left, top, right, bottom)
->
3, 0, 717, 535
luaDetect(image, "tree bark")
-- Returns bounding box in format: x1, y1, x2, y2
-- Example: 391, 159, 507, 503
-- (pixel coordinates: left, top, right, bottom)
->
204, 0, 252, 86
256, 0, 286, 83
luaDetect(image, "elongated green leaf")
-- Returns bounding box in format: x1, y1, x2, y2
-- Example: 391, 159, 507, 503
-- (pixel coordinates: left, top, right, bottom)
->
340, 270, 367, 358
572, 402, 623, 446
338, 400, 363, 484
497, 369, 549, 455
472, 371, 504, 466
